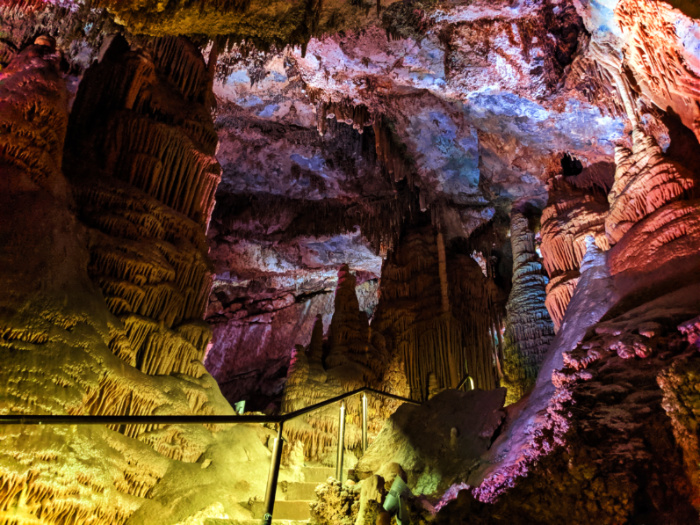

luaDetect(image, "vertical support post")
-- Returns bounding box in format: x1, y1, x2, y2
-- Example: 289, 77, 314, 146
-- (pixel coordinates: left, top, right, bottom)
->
336, 402, 346, 482
362, 393, 368, 453
262, 422, 284, 525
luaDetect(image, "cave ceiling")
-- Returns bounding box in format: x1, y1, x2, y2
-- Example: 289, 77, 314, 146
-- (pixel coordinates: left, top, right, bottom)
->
205, 0, 629, 291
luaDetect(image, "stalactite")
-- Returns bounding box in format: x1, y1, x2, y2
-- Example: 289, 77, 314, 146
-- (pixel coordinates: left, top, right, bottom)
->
372, 115, 415, 186
502, 211, 555, 404
316, 99, 372, 135
65, 36, 219, 382
372, 220, 498, 401
606, 127, 697, 246
540, 176, 609, 330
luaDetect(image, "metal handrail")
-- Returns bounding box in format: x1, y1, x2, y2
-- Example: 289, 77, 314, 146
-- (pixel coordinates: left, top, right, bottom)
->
0, 386, 420, 524
0, 387, 418, 426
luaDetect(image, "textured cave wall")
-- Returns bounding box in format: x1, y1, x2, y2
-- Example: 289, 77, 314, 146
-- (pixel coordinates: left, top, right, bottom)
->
501, 210, 555, 404
0, 37, 273, 524
540, 174, 609, 330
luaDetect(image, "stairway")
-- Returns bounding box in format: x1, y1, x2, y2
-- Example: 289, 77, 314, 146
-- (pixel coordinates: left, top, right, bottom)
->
212, 466, 347, 524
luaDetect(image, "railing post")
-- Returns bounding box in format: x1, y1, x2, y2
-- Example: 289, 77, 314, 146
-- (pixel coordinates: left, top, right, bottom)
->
361, 393, 368, 453
336, 401, 346, 482
262, 421, 284, 525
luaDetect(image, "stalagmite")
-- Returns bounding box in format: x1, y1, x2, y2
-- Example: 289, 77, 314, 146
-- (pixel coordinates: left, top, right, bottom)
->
502, 210, 555, 403
281, 267, 395, 459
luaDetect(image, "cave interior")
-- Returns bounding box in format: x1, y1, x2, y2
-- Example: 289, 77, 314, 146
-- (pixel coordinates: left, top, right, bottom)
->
3, 0, 700, 524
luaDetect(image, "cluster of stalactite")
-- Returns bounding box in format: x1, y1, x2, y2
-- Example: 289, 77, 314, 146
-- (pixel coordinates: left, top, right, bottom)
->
540, 176, 609, 330
372, 115, 416, 187
540, 129, 697, 293
372, 219, 499, 401
65, 36, 219, 381
0, 46, 67, 197
606, 128, 696, 246
565, 37, 629, 120
502, 211, 555, 404
607, 127, 699, 275
68, 36, 220, 227
315, 98, 372, 135
212, 189, 412, 258
312, 97, 416, 186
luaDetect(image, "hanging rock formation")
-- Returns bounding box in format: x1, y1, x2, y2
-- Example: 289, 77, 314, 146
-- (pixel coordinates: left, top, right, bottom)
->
540, 175, 609, 330
502, 210, 555, 404
372, 219, 499, 401
65, 35, 221, 383
605, 127, 696, 246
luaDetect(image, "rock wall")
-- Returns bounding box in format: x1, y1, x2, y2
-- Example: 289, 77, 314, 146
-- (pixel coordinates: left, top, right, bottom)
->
0, 38, 271, 524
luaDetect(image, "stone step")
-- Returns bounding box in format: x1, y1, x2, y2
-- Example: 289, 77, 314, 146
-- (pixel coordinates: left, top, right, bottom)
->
281, 481, 319, 501
301, 466, 347, 483
251, 500, 312, 521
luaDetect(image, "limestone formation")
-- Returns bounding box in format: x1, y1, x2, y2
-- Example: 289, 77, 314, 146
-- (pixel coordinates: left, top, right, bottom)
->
606, 128, 696, 246
372, 221, 499, 401
0, 37, 271, 525
281, 267, 396, 460
501, 211, 555, 403
4, 0, 700, 524
540, 176, 609, 330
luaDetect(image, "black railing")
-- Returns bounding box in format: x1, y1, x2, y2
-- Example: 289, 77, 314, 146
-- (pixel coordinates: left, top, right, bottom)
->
0, 387, 420, 524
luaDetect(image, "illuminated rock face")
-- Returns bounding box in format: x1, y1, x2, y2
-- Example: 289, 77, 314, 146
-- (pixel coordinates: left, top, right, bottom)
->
0, 39, 272, 524
540, 176, 609, 330
605, 128, 696, 246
